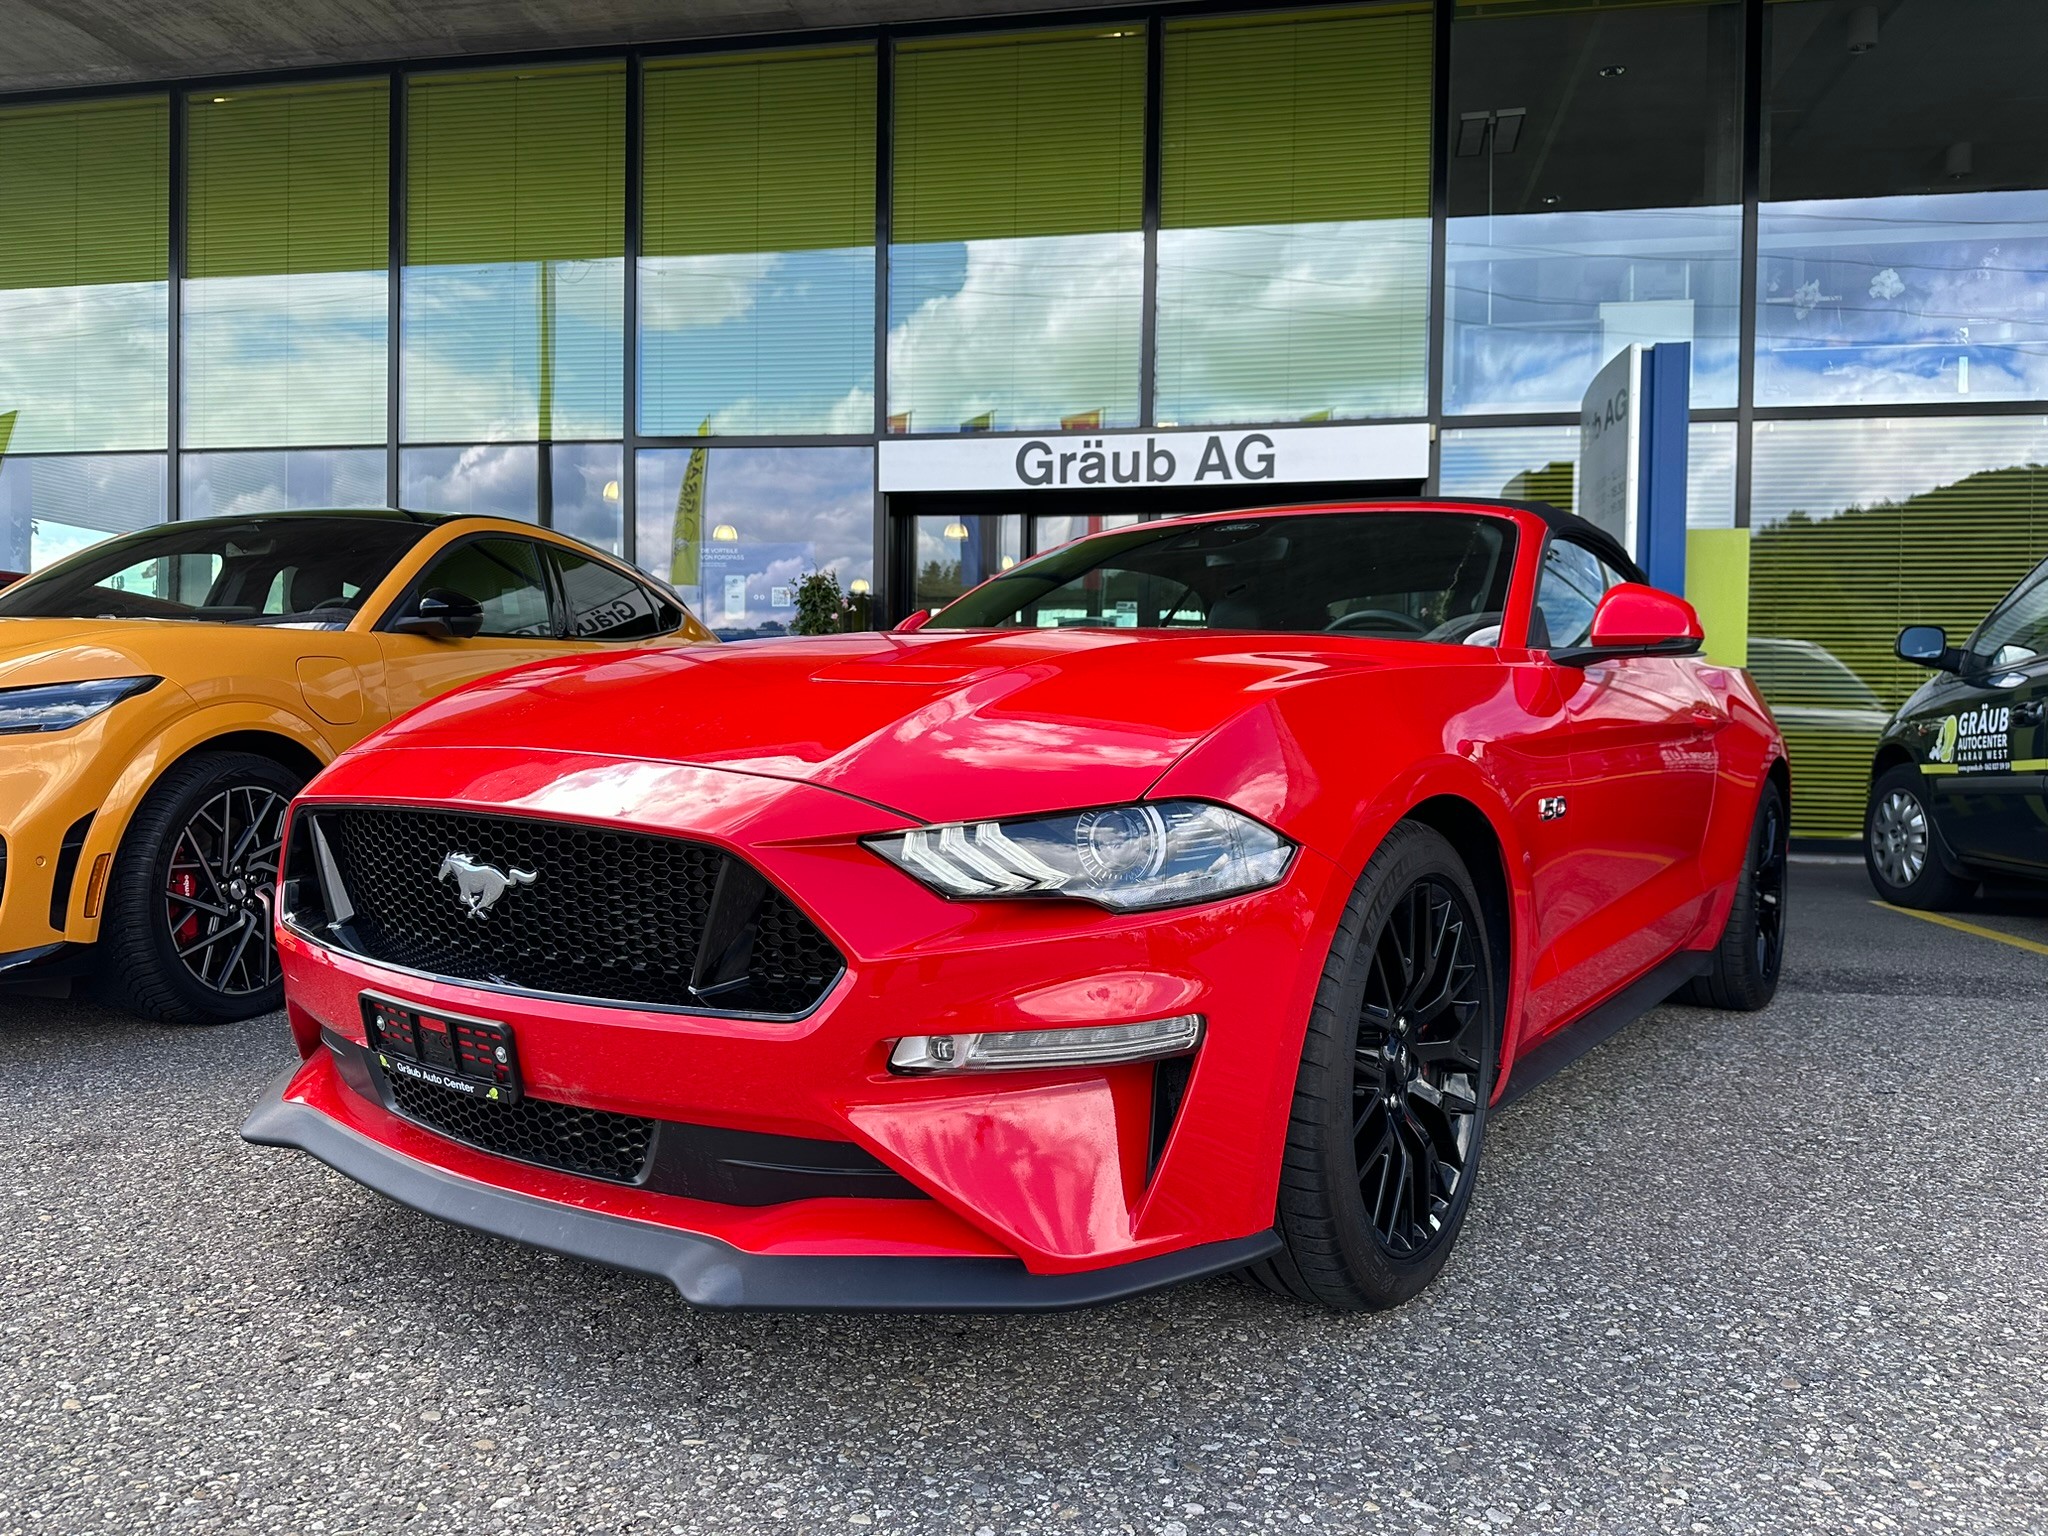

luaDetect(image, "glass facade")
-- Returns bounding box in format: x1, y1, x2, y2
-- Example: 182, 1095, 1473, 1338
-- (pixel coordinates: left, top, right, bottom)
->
403, 65, 624, 443
400, 444, 539, 521
1445, 0, 1742, 415
0, 453, 166, 572
181, 449, 385, 518
1750, 417, 2048, 835
0, 1, 2043, 845
1439, 422, 1737, 529
889, 28, 1147, 434
0, 98, 168, 456
183, 82, 389, 448
912, 513, 1025, 612
1158, 7, 1432, 425
642, 48, 875, 435
635, 445, 875, 639
1757, 1, 2048, 406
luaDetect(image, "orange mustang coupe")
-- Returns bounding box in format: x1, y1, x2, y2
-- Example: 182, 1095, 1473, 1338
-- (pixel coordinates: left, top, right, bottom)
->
0, 510, 711, 1024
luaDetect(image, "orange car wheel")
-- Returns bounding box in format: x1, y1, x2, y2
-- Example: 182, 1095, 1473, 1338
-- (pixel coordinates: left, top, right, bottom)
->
93, 751, 304, 1026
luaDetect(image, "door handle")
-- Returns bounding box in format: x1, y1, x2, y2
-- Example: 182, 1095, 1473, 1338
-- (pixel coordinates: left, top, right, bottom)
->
2015, 700, 2045, 727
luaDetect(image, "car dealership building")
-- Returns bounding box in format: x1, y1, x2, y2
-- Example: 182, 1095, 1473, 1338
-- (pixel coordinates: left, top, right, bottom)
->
1, 0, 2044, 837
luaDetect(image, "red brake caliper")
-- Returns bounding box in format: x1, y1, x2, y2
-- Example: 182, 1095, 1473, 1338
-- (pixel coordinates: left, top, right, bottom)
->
171, 870, 200, 945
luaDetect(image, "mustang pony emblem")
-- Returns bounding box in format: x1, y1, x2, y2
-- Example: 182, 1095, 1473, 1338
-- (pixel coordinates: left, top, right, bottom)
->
437, 852, 537, 918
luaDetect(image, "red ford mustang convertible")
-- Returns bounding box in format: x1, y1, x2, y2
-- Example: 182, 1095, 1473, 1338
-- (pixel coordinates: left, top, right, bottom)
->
245, 500, 1787, 1312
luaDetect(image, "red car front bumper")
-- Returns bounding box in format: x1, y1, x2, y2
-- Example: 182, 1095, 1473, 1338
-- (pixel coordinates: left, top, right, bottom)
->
245, 746, 1344, 1309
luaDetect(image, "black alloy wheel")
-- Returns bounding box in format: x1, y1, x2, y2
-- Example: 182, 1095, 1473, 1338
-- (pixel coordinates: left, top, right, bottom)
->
1684, 776, 1791, 1012
162, 783, 291, 997
1251, 820, 1499, 1311
1749, 791, 1787, 986
1352, 877, 1486, 1255
94, 751, 305, 1025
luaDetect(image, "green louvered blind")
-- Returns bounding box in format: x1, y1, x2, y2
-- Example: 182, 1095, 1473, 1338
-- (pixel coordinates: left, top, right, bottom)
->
640, 47, 875, 435
1163, 7, 1432, 232
408, 65, 623, 265
644, 47, 874, 259
0, 97, 168, 452
187, 82, 387, 279
184, 82, 389, 447
1155, 6, 1432, 424
893, 28, 1146, 246
1749, 418, 2048, 839
0, 97, 167, 289
404, 65, 624, 441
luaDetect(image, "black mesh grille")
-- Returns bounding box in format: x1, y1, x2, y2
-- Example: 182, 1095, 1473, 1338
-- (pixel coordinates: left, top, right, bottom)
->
385, 1072, 654, 1184
306, 807, 843, 1015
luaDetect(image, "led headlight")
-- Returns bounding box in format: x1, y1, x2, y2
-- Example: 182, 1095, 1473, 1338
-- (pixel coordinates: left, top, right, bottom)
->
0, 676, 160, 736
866, 800, 1294, 912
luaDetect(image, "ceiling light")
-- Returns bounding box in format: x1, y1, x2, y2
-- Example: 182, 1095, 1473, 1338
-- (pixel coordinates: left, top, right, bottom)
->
601, 480, 620, 503
1847, 5, 1880, 54
210, 96, 229, 104
1000, 555, 1016, 570
1598, 65, 1626, 78
1460, 109, 1527, 156
850, 578, 871, 595
942, 520, 969, 541
710, 523, 739, 543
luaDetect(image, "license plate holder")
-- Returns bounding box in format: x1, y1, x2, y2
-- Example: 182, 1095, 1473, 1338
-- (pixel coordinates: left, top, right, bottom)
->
362, 993, 522, 1103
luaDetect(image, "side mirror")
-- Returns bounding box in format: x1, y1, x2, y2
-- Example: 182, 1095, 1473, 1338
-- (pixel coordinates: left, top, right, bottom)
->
391, 587, 485, 640
1552, 583, 1704, 667
893, 607, 936, 634
1897, 624, 1960, 673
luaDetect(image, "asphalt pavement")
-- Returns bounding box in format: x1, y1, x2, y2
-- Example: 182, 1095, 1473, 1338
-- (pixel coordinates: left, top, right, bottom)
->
3, 857, 2046, 1535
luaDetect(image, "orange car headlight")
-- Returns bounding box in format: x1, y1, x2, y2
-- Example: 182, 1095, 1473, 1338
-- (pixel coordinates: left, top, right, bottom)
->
0, 676, 160, 736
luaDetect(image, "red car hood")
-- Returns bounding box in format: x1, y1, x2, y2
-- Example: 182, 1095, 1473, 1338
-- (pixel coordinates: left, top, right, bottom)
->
371, 629, 1385, 823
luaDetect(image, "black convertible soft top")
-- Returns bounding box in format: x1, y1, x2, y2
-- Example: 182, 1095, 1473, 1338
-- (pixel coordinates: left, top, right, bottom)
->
1446, 497, 1648, 585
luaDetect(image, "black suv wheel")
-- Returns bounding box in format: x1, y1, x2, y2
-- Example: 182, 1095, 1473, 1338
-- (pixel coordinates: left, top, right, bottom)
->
94, 751, 303, 1025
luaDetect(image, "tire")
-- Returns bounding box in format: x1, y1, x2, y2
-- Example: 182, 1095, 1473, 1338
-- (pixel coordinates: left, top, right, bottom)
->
1865, 763, 1972, 911
1683, 776, 1789, 1011
1249, 821, 1499, 1312
93, 751, 303, 1026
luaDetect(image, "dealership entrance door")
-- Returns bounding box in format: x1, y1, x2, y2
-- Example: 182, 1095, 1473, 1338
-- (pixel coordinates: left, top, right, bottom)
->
889, 477, 1425, 620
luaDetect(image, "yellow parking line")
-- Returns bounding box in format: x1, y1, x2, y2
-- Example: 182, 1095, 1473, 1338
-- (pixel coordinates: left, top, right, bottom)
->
1870, 901, 2048, 958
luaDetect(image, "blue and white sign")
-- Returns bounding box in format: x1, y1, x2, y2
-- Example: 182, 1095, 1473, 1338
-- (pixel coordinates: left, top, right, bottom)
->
1578, 342, 1691, 593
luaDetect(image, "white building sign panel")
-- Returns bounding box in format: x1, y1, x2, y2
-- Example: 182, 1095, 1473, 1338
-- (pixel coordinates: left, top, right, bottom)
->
878, 423, 1431, 493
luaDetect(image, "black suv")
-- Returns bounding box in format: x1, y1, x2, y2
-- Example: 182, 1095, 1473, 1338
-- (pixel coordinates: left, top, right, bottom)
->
1867, 555, 2048, 907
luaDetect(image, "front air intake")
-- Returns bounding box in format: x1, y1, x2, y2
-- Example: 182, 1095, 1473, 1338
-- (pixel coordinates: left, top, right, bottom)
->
286, 807, 844, 1017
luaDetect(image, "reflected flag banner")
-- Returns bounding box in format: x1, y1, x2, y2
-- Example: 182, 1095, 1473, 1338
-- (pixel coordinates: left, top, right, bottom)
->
670, 418, 709, 590
1060, 409, 1102, 430
0, 409, 14, 459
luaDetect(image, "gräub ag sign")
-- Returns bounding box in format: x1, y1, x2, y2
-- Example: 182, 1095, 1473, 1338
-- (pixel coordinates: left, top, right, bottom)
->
878, 423, 1431, 493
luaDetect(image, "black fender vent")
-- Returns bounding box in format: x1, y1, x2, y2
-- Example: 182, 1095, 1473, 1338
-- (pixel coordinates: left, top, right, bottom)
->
49, 815, 92, 932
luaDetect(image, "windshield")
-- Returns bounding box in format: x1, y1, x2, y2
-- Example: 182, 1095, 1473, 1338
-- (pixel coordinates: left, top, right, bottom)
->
0, 516, 433, 627
1968, 555, 2048, 670
927, 512, 1517, 641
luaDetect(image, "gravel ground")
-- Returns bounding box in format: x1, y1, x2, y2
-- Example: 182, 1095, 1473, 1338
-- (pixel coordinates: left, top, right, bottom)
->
3, 858, 2045, 1535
